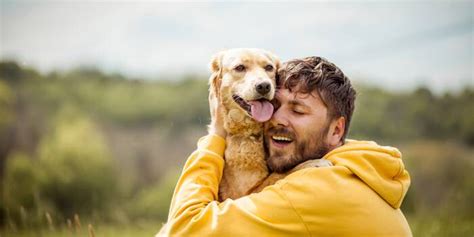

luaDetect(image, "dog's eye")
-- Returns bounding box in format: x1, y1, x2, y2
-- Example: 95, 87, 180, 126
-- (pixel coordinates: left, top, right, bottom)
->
264, 65, 274, 71
234, 65, 246, 72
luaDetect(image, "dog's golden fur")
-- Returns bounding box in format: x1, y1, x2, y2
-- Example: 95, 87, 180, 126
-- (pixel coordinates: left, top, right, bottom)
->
209, 48, 279, 200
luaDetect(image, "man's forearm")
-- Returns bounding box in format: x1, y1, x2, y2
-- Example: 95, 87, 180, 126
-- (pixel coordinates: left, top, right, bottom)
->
158, 134, 306, 237
159, 134, 225, 235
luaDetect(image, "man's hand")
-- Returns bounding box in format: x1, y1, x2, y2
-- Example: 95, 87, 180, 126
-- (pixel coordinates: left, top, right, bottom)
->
208, 92, 227, 138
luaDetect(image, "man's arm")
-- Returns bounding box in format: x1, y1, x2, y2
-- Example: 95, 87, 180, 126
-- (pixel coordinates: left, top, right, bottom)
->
157, 134, 309, 237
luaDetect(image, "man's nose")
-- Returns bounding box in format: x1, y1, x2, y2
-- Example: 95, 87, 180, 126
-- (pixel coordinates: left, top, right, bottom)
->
271, 107, 289, 127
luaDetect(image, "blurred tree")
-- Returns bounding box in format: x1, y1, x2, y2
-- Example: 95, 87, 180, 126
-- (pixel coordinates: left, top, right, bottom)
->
0, 61, 40, 85
37, 106, 118, 219
126, 169, 180, 221
0, 61, 24, 83
401, 141, 474, 218
457, 89, 474, 145
0, 80, 15, 132
350, 85, 474, 145
0, 81, 15, 178
3, 152, 39, 227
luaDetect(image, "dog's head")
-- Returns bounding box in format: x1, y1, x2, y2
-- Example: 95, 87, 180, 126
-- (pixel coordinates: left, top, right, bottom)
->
209, 48, 281, 122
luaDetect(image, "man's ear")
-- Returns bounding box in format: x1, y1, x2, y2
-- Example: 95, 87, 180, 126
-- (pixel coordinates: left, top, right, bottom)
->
327, 116, 346, 147
208, 51, 224, 99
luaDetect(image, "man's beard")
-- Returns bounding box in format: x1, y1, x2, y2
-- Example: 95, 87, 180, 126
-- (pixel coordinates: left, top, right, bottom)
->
265, 125, 330, 173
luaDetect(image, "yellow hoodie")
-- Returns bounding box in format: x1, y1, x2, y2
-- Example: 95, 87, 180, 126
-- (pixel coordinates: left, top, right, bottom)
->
157, 135, 412, 237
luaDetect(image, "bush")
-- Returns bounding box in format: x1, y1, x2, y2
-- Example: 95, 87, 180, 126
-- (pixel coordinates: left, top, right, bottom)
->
0, 80, 14, 133
3, 152, 40, 228
126, 169, 180, 221
36, 107, 118, 219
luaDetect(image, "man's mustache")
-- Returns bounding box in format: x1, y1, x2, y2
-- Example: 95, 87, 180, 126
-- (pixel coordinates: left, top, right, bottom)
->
266, 126, 296, 140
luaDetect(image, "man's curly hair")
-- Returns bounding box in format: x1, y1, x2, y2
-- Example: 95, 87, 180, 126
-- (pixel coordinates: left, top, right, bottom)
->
277, 56, 356, 141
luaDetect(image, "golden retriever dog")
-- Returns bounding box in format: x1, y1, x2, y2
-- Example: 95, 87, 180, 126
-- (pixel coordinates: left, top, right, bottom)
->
209, 48, 332, 201
209, 48, 278, 200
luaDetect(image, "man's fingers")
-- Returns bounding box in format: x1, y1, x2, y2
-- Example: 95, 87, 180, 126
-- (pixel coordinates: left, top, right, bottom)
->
207, 90, 226, 138
209, 92, 222, 119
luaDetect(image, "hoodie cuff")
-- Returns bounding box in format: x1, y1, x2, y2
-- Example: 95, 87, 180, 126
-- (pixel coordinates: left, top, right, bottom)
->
197, 134, 226, 157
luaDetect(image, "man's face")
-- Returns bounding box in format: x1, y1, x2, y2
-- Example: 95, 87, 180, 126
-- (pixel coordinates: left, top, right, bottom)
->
264, 87, 331, 173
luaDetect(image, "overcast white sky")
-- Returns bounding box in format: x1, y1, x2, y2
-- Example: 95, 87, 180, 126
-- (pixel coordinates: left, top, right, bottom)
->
1, 1, 472, 92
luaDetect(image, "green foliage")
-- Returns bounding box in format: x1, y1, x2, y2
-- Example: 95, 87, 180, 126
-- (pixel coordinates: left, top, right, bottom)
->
2, 159, 46, 230
126, 169, 180, 221
0, 61, 40, 84
4, 152, 40, 212
2, 106, 120, 228
13, 68, 210, 128
37, 107, 118, 218
86, 78, 209, 126
407, 215, 474, 237
0, 61, 25, 83
0, 221, 160, 237
0, 80, 14, 132
350, 85, 474, 145
401, 141, 474, 218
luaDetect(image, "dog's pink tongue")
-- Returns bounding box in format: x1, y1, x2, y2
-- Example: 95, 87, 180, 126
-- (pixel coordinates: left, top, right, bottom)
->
248, 100, 274, 122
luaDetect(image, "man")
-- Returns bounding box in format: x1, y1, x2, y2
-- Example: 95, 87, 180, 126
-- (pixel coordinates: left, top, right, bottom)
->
157, 57, 412, 236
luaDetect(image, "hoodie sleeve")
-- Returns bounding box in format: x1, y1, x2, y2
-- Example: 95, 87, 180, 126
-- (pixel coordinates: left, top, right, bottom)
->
157, 135, 310, 237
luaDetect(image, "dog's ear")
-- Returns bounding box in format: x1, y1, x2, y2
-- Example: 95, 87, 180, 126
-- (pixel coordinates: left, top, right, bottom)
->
209, 51, 224, 74
263, 50, 282, 86
209, 51, 225, 99
262, 50, 281, 70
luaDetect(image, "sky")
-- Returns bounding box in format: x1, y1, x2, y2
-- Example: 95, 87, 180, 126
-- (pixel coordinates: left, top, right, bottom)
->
1, 1, 472, 92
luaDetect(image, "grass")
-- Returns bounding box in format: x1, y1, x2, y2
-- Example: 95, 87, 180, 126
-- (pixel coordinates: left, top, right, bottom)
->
407, 215, 474, 237
1, 220, 162, 237
2, 216, 473, 237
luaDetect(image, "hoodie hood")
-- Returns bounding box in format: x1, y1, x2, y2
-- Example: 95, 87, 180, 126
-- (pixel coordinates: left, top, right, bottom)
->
324, 139, 410, 208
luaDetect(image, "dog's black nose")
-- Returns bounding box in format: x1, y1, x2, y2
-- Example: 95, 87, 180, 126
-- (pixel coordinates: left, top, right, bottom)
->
256, 82, 271, 95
